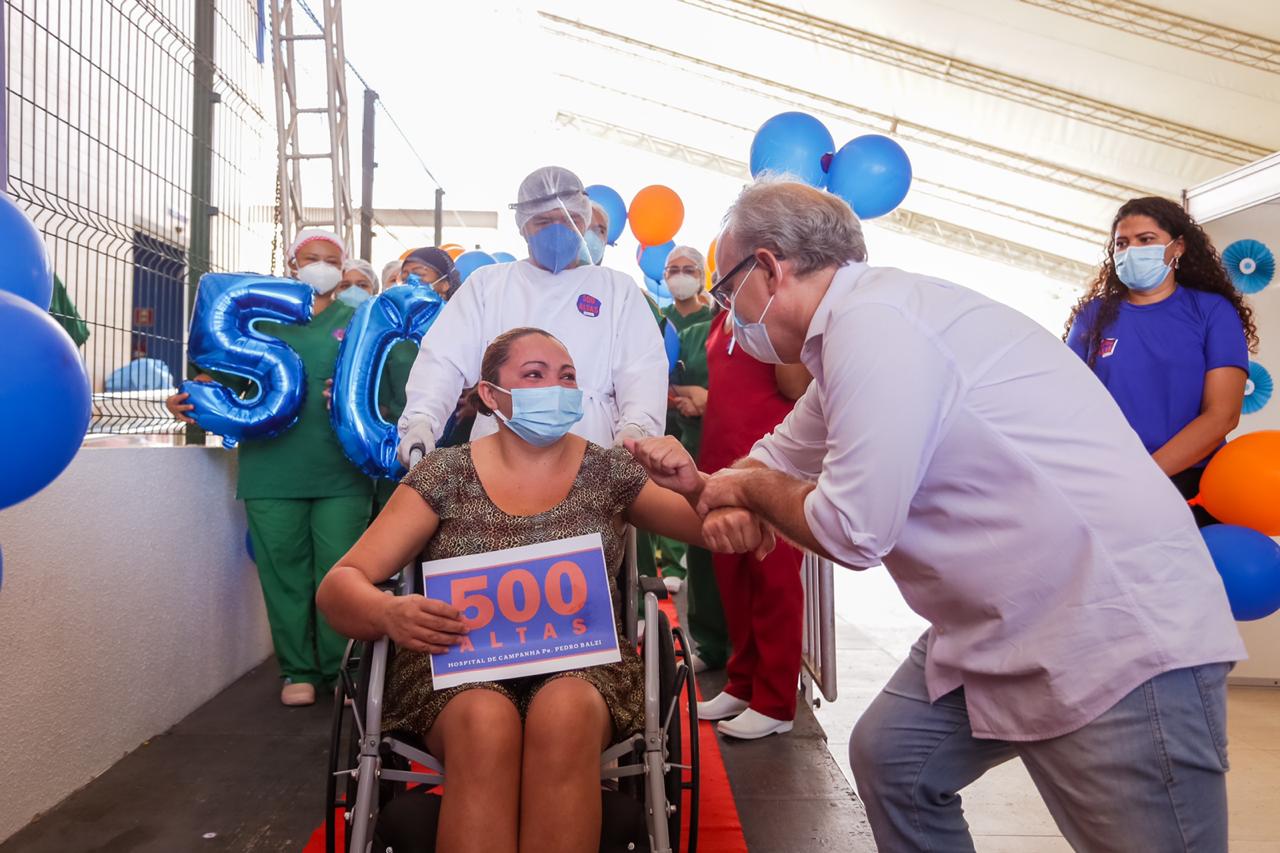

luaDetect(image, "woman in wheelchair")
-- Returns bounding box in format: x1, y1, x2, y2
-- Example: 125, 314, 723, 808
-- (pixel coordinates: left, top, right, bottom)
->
317, 326, 771, 853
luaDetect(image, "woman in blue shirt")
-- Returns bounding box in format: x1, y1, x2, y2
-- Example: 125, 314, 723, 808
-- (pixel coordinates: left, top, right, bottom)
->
1065, 197, 1256, 526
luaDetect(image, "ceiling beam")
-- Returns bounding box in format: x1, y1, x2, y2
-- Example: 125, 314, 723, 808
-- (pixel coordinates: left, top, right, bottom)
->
1019, 0, 1280, 75
678, 0, 1271, 165
553, 111, 1095, 285
541, 12, 1152, 201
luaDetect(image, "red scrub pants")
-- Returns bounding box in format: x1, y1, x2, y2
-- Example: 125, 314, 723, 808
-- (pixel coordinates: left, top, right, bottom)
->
713, 540, 805, 721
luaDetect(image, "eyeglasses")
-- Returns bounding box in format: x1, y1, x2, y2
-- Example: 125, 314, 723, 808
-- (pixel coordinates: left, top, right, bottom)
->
664, 265, 701, 277
709, 253, 758, 311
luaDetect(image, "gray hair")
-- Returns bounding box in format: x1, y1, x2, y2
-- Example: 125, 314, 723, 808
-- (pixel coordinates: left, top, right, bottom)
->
722, 174, 866, 276
665, 244, 705, 271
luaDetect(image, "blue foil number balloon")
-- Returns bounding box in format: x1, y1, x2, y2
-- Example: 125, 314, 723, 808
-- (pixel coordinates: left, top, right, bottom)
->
330, 285, 444, 479
180, 273, 314, 448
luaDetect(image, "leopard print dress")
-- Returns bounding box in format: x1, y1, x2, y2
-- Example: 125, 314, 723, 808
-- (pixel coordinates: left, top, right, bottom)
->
380, 441, 647, 740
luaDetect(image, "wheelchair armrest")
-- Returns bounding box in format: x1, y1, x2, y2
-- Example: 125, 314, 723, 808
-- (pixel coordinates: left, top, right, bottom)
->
638, 576, 669, 600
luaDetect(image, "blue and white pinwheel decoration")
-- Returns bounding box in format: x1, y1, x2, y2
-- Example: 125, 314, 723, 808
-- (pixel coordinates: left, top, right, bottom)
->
1223, 239, 1275, 294
1244, 360, 1273, 415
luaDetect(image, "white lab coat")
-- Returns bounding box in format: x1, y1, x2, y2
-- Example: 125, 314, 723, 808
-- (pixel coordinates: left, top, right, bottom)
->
398, 259, 667, 447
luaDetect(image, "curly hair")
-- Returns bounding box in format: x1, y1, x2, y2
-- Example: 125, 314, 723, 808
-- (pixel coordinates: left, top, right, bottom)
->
1064, 197, 1258, 366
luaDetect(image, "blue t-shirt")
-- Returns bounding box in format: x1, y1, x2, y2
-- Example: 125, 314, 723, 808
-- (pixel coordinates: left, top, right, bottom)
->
1066, 286, 1248, 466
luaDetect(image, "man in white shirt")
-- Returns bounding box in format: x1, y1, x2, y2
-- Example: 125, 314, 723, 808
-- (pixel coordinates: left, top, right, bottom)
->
396, 166, 666, 460
626, 177, 1243, 852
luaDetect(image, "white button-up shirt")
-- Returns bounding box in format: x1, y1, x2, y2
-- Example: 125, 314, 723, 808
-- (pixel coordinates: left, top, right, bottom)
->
397, 260, 667, 447
750, 262, 1245, 741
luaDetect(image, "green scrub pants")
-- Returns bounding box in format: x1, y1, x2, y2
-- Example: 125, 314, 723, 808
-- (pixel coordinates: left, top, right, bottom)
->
245, 495, 371, 686
685, 545, 730, 669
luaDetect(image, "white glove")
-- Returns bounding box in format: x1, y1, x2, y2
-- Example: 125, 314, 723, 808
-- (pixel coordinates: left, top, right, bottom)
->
613, 423, 649, 448
397, 419, 436, 468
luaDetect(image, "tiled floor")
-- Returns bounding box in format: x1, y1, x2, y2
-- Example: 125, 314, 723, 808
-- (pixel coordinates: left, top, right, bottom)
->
813, 568, 1280, 852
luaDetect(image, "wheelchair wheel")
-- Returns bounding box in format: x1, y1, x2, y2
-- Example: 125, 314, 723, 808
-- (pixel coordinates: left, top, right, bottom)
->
656, 610, 683, 853
673, 625, 700, 853
325, 640, 365, 853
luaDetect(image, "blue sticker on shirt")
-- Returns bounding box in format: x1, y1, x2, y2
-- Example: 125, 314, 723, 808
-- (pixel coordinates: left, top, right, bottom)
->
577, 294, 601, 317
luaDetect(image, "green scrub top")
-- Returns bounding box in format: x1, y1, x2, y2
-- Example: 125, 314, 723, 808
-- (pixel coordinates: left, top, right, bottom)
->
218, 301, 371, 501
673, 320, 710, 460
379, 339, 419, 424
661, 301, 714, 333
50, 275, 90, 348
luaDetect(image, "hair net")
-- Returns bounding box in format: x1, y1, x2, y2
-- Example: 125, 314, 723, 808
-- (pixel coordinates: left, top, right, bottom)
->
404, 246, 461, 289
380, 260, 402, 286
665, 244, 706, 271
287, 227, 345, 262
343, 258, 378, 291
511, 166, 592, 232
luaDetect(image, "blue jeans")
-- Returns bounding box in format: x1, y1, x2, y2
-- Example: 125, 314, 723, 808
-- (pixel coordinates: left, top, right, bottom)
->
850, 637, 1230, 852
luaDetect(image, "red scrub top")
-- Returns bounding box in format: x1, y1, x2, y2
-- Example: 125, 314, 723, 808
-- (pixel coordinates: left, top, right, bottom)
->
699, 314, 798, 475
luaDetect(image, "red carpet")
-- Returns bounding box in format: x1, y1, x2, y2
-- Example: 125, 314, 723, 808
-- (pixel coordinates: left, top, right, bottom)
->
303, 600, 747, 852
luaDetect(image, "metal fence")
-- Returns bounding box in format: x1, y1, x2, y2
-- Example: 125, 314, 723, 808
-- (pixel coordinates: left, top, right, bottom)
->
4, 0, 276, 436
800, 551, 838, 705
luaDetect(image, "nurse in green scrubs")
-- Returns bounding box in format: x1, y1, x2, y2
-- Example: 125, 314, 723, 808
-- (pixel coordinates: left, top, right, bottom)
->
669, 317, 730, 672
649, 247, 717, 594
166, 229, 375, 707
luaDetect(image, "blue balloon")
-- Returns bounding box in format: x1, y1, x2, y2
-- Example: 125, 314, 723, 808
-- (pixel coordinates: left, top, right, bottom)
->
331, 285, 445, 479
663, 319, 681, 372
0, 290, 91, 509
454, 250, 497, 283
180, 273, 313, 449
1202, 524, 1280, 622
585, 184, 628, 245
638, 241, 676, 284
0, 195, 54, 309
749, 112, 835, 188
245, 530, 256, 563
644, 274, 672, 301
826, 134, 913, 219
491, 251, 518, 264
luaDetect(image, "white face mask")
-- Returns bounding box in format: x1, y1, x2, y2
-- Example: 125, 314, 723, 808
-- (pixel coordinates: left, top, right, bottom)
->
667, 273, 702, 301
296, 261, 342, 294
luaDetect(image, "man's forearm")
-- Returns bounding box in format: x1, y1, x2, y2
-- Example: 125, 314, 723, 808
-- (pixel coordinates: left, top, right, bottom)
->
739, 468, 832, 560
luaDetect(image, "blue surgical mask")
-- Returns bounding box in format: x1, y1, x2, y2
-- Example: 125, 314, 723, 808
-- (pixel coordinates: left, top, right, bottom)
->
487, 382, 584, 447
1114, 243, 1174, 292
336, 286, 372, 307
584, 231, 606, 265
528, 223, 585, 274
729, 262, 783, 364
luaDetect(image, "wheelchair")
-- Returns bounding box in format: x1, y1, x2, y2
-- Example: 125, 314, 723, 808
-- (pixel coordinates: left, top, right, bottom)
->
324, 527, 701, 853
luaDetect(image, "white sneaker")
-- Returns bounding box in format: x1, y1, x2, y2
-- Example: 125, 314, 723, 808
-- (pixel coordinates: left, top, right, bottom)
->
697, 691, 750, 721
690, 653, 710, 674
281, 680, 316, 707
662, 575, 685, 595
717, 708, 793, 740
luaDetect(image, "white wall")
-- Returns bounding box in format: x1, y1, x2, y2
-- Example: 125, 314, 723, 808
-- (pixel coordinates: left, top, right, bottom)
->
0, 446, 272, 843
1200, 198, 1280, 685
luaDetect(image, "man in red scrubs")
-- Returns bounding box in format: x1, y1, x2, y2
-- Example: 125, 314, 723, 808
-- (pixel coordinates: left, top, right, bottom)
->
696, 306, 811, 739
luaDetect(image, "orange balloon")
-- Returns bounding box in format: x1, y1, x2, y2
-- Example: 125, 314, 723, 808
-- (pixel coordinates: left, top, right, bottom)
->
440, 243, 465, 261
629, 185, 684, 246
705, 236, 718, 290
1198, 431, 1280, 534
